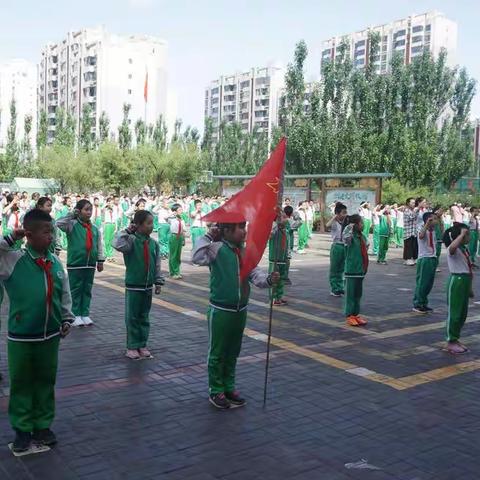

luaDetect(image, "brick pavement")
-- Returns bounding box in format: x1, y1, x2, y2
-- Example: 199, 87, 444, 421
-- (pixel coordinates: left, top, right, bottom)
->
0, 235, 480, 479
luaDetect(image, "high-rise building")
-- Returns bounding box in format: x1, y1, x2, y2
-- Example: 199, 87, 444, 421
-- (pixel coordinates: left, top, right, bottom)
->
204, 65, 284, 142
320, 11, 458, 74
0, 59, 37, 153
38, 26, 169, 144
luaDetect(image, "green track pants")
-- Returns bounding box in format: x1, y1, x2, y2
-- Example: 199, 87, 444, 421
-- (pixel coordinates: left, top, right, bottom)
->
395, 227, 404, 247
125, 289, 153, 349
329, 243, 345, 293
436, 242, 442, 268
469, 230, 478, 264
344, 277, 364, 317
372, 225, 379, 255
413, 257, 437, 308
207, 307, 247, 395
103, 223, 116, 259
8, 337, 60, 432
362, 220, 371, 248
191, 226, 207, 251
297, 223, 309, 251
157, 223, 170, 257
269, 262, 287, 300
68, 268, 95, 316
169, 234, 183, 276
446, 274, 472, 342
377, 236, 389, 262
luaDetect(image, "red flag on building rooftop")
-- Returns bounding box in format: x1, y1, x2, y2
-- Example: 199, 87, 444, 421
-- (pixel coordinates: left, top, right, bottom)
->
202, 137, 286, 281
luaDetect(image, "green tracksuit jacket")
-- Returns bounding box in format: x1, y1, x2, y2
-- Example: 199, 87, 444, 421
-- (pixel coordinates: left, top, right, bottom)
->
192, 234, 272, 394
113, 230, 165, 349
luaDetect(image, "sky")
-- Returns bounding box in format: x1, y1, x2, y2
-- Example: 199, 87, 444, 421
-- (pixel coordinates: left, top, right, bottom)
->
0, 0, 479, 131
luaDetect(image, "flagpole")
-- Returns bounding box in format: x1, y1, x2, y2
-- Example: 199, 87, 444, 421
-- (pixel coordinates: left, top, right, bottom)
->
263, 138, 286, 408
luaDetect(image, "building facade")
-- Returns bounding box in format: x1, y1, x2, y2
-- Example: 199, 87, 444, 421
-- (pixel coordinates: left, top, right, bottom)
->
0, 59, 37, 153
320, 11, 458, 74
204, 65, 284, 142
38, 27, 169, 144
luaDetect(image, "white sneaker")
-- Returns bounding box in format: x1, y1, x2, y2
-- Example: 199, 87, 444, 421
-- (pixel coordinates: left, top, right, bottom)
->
406, 259, 415, 266
82, 316, 93, 326
72, 316, 84, 327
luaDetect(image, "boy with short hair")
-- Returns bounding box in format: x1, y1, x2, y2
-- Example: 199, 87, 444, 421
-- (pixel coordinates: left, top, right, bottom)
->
0, 209, 73, 453
413, 212, 438, 314
269, 212, 290, 305
192, 221, 279, 409
326, 203, 347, 297
190, 199, 207, 250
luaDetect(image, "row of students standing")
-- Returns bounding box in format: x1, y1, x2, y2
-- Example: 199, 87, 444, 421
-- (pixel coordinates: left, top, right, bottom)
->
329, 201, 475, 355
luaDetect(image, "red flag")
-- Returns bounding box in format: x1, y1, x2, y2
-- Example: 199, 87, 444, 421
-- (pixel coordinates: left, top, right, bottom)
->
144, 70, 148, 103
203, 137, 286, 281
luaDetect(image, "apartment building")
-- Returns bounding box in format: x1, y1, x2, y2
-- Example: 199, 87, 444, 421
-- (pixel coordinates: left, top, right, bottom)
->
0, 59, 37, 152
204, 65, 284, 141
320, 11, 458, 74
38, 26, 169, 144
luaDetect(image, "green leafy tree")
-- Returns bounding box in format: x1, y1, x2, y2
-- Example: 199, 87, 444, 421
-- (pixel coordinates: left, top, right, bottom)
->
80, 104, 95, 151
3, 98, 19, 180
152, 115, 168, 151
99, 111, 110, 144
97, 142, 137, 193
37, 109, 48, 150
134, 118, 147, 146
118, 104, 132, 150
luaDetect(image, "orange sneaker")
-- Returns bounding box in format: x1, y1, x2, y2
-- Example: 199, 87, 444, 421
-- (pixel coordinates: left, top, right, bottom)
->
354, 316, 368, 326
346, 316, 359, 326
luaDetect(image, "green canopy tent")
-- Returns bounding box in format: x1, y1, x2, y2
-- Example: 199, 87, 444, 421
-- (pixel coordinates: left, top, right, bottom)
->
9, 178, 59, 196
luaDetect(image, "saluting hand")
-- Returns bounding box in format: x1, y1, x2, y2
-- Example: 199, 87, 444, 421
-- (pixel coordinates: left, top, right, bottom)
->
12, 228, 25, 240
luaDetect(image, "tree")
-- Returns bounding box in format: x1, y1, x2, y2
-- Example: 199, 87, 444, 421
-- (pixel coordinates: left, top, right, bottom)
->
118, 104, 132, 150
19, 114, 35, 175
99, 111, 110, 144
39, 146, 76, 192
152, 115, 168, 151
3, 98, 19, 180
37, 109, 48, 150
80, 104, 95, 151
134, 118, 147, 146
201, 117, 214, 152
97, 142, 137, 193
54, 108, 76, 148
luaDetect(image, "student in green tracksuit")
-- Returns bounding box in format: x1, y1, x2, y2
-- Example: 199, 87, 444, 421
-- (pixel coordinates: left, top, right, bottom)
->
154, 200, 171, 258
168, 204, 186, 279
92, 197, 103, 231
372, 206, 381, 256
343, 215, 369, 327
296, 202, 309, 254
413, 212, 438, 314
102, 198, 116, 261
55, 197, 71, 251
36, 197, 62, 256
192, 221, 279, 409
113, 210, 165, 360
377, 206, 391, 264
190, 200, 207, 251
326, 203, 347, 297
433, 206, 445, 271
468, 207, 479, 266
57, 199, 105, 327
269, 213, 290, 305
443, 223, 473, 354
0, 209, 73, 453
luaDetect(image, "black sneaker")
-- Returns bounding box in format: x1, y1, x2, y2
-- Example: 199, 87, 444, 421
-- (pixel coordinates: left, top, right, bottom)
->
424, 307, 434, 313
412, 306, 428, 314
330, 291, 342, 297
209, 393, 230, 409
225, 391, 246, 408
12, 430, 32, 453
32, 428, 57, 446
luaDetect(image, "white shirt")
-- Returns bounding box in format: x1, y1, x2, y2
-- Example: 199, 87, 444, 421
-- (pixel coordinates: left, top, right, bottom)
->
396, 211, 404, 228
191, 211, 205, 228
169, 217, 186, 235
447, 246, 471, 274
417, 227, 436, 258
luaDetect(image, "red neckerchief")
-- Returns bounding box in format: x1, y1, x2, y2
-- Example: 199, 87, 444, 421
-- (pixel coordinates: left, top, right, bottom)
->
461, 247, 473, 276
143, 239, 150, 273
35, 258, 53, 313
359, 232, 369, 273
81, 221, 93, 254
233, 247, 243, 270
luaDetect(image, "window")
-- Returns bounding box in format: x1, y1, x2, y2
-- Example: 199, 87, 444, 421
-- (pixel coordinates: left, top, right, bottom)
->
412, 35, 423, 43
411, 46, 423, 54
211, 87, 219, 95
425, 24, 431, 31
255, 77, 268, 85
382, 54, 387, 60
211, 97, 219, 105
128, 89, 132, 94
128, 58, 133, 64
394, 29, 406, 37
382, 35, 388, 42
355, 49, 365, 56
395, 39, 405, 48
412, 25, 423, 33
224, 95, 235, 102
355, 40, 366, 48
128, 74, 132, 79
240, 80, 250, 88
355, 58, 365, 66
424, 35, 431, 43
322, 48, 331, 56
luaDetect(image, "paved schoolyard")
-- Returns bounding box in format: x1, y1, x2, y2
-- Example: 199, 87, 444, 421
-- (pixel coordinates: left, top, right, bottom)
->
1, 234, 480, 479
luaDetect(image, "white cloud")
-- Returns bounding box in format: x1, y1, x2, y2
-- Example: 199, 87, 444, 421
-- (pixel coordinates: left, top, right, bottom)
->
128, 0, 155, 8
